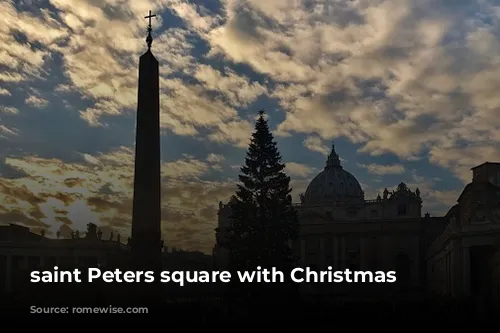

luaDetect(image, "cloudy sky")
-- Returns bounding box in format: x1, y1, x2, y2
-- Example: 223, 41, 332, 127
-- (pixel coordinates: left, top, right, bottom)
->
1, 0, 500, 254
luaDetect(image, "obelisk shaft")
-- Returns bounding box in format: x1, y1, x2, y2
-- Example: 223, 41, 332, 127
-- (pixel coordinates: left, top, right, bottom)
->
131, 49, 162, 271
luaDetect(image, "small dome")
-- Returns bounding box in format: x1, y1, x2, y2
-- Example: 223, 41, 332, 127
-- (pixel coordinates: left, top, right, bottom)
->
302, 142, 364, 204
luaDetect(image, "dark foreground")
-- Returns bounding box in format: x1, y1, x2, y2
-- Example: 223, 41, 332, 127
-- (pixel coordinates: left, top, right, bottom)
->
2, 291, 499, 327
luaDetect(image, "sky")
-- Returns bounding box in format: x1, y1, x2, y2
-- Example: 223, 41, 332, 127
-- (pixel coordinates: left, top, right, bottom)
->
1, 0, 500, 254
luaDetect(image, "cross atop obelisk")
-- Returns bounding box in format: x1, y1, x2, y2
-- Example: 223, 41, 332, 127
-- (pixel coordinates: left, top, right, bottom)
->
145, 10, 156, 50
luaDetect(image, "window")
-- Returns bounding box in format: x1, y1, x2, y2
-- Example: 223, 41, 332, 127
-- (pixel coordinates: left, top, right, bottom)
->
370, 209, 378, 218
397, 203, 407, 216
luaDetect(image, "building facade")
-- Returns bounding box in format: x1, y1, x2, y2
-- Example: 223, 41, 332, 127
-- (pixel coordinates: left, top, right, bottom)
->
214, 144, 447, 297
0, 223, 130, 295
0, 223, 212, 296
427, 162, 500, 306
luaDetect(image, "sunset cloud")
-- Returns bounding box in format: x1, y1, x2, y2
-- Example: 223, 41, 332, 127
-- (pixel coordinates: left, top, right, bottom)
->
0, 149, 234, 253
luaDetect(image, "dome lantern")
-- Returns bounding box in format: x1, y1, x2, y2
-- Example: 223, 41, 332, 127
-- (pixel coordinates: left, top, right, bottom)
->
326, 142, 342, 169
302, 141, 364, 205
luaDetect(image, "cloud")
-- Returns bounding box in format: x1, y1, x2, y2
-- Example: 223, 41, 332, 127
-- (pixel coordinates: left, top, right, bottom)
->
0, 148, 236, 253
162, 154, 212, 179
0, 89, 11, 96
160, 77, 254, 147
206, 153, 225, 164
166, 0, 500, 181
0, 0, 68, 84
193, 64, 268, 107
303, 136, 330, 156
11, 0, 257, 146
25, 95, 49, 108
429, 145, 500, 183
285, 162, 317, 178
0, 106, 18, 114
358, 163, 405, 175
0, 0, 252, 151
0, 125, 18, 139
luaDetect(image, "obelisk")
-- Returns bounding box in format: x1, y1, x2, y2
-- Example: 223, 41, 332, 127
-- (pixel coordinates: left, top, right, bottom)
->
131, 11, 162, 274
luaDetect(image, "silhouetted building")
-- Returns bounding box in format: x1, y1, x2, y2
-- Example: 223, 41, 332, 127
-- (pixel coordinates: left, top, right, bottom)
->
163, 247, 213, 271
214, 143, 447, 298
0, 223, 212, 295
427, 162, 500, 307
162, 248, 215, 297
0, 223, 129, 294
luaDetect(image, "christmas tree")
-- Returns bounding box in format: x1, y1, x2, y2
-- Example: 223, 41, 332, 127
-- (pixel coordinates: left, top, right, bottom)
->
228, 110, 299, 299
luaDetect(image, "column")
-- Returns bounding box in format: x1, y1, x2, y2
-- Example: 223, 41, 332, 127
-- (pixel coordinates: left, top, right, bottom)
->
319, 238, 325, 268
445, 253, 450, 295
463, 247, 471, 296
287, 240, 294, 271
449, 252, 454, 295
360, 236, 367, 270
333, 236, 339, 270
340, 236, 347, 269
5, 255, 12, 293
451, 242, 460, 296
301, 239, 306, 266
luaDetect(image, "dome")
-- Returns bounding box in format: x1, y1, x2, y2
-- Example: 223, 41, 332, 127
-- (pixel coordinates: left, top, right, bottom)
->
302, 143, 364, 204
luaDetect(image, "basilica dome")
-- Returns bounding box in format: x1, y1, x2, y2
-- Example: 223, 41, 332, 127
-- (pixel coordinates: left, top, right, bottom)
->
301, 143, 364, 204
